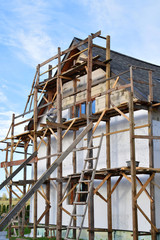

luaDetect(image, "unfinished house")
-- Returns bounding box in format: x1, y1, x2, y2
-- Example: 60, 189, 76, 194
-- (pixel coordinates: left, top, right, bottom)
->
1, 31, 160, 240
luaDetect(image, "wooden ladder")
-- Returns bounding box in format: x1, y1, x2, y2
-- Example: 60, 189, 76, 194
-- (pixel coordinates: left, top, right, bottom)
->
65, 133, 104, 240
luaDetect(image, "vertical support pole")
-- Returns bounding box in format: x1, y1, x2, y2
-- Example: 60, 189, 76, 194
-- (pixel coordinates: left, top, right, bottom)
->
148, 71, 153, 102
45, 65, 52, 237
72, 79, 77, 239
8, 113, 15, 238
86, 35, 94, 240
130, 66, 134, 94
33, 64, 39, 238
129, 91, 138, 240
106, 35, 112, 240
56, 47, 62, 240
21, 141, 28, 236
148, 106, 156, 240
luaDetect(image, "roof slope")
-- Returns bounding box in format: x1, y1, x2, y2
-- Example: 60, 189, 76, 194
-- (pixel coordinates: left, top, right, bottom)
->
73, 37, 160, 103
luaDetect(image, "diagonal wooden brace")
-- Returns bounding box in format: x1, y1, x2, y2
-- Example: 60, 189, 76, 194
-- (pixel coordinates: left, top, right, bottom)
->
134, 173, 155, 201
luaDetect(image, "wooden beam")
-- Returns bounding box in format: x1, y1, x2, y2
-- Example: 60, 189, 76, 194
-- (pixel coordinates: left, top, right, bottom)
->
62, 118, 76, 138
136, 204, 158, 232
111, 102, 130, 121
37, 206, 51, 225
40, 30, 101, 67
0, 152, 37, 190
106, 175, 123, 202
112, 76, 120, 89
129, 92, 138, 240
134, 135, 160, 140
94, 174, 112, 194
136, 176, 153, 202
56, 47, 62, 240
106, 35, 112, 240
0, 122, 93, 231
148, 71, 153, 102
58, 183, 78, 206
134, 174, 155, 201
41, 122, 78, 131
93, 108, 107, 134
148, 106, 156, 240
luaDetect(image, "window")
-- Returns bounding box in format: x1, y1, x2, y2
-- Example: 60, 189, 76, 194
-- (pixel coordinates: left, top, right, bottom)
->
70, 99, 95, 119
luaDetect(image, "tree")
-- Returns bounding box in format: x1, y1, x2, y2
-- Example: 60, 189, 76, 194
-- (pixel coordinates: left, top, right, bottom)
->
2, 193, 7, 200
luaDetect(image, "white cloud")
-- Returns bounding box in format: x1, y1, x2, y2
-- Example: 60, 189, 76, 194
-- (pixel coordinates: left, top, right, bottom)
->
0, 0, 57, 67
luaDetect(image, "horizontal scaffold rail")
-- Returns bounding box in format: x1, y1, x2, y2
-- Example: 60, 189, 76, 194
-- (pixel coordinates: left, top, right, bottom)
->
0, 151, 37, 190
0, 122, 93, 231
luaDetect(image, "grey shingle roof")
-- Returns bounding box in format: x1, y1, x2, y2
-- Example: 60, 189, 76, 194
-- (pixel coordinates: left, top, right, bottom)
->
73, 37, 160, 103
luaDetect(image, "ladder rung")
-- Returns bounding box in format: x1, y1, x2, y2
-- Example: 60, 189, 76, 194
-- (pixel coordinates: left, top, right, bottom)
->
79, 179, 91, 183
71, 214, 84, 217
74, 201, 86, 205
87, 146, 99, 150
76, 191, 89, 194
82, 168, 95, 172
68, 226, 80, 229
85, 157, 97, 161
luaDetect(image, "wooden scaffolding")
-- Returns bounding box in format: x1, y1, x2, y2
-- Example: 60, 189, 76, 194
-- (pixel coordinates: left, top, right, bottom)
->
0, 30, 160, 240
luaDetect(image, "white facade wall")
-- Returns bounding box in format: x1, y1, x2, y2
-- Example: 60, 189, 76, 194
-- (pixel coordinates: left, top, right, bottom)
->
29, 109, 160, 233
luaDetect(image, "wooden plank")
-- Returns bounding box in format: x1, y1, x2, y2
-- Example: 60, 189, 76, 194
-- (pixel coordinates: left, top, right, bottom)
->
38, 189, 50, 205
136, 204, 158, 232
121, 173, 132, 183
41, 122, 78, 131
88, 124, 150, 140
106, 175, 123, 202
14, 118, 33, 127
58, 183, 78, 206
37, 129, 48, 151
62, 118, 76, 139
136, 176, 153, 202
0, 152, 36, 192
94, 173, 112, 194
134, 135, 160, 140
49, 128, 57, 139
111, 102, 130, 121
62, 176, 71, 200
56, 47, 63, 240
1, 156, 37, 168
129, 92, 138, 240
148, 71, 153, 102
93, 188, 107, 203
8, 113, 14, 238
40, 31, 101, 67
37, 206, 51, 225
39, 136, 47, 146
112, 76, 120, 89
43, 95, 48, 103
0, 122, 93, 231
61, 207, 76, 220
106, 35, 112, 240
134, 173, 155, 201
93, 108, 107, 134
33, 67, 39, 238
130, 66, 134, 93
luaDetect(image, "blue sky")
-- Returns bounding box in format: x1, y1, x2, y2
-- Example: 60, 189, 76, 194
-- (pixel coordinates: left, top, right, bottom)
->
0, 0, 160, 195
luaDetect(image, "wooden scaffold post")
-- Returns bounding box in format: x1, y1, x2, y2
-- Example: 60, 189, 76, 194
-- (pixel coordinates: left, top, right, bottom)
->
129, 67, 138, 240
148, 70, 156, 240
8, 113, 15, 238
33, 64, 40, 238
87, 35, 94, 240
45, 65, 52, 237
56, 47, 63, 240
106, 35, 112, 240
